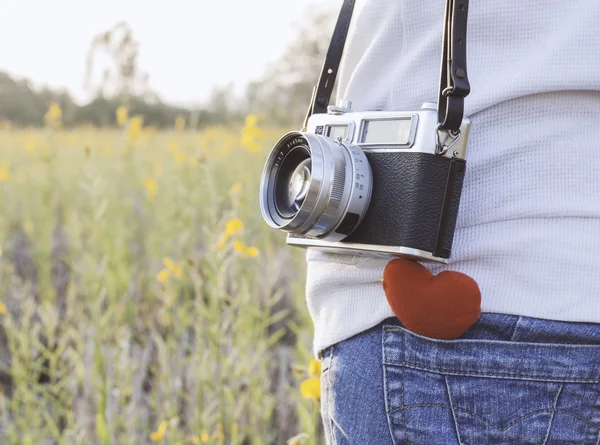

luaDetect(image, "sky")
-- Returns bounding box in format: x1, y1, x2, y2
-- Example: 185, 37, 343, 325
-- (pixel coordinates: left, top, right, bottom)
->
0, 0, 342, 106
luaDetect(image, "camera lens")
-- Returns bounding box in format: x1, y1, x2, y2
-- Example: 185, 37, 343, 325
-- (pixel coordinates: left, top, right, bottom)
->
274, 146, 311, 218
260, 131, 372, 241
283, 158, 311, 213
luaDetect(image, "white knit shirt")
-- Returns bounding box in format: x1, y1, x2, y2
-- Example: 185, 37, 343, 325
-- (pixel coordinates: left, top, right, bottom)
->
306, 0, 600, 355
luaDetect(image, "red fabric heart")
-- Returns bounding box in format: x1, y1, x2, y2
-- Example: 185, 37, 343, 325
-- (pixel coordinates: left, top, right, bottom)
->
382, 259, 481, 340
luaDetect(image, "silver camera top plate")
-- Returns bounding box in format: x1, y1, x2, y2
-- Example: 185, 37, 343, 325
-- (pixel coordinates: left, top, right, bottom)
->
307, 102, 471, 161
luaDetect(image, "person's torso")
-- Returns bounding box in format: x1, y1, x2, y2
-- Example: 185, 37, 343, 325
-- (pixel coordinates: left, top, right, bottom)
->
306, 0, 600, 355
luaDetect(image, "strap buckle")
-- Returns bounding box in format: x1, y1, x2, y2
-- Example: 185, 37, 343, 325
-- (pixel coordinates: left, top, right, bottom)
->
436, 127, 462, 155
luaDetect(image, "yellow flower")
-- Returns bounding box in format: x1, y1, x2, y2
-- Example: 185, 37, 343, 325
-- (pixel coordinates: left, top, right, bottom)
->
0, 161, 10, 181
233, 241, 246, 253
225, 218, 244, 235
240, 134, 260, 153
300, 376, 321, 400
229, 182, 242, 195
245, 114, 260, 127
116, 106, 129, 126
157, 257, 183, 283
157, 268, 170, 283
150, 420, 168, 441
175, 114, 186, 131
243, 125, 264, 139
44, 102, 62, 128
0, 302, 6, 315
232, 241, 259, 257
240, 114, 264, 153
218, 218, 245, 249
162, 257, 182, 277
127, 115, 144, 143
46, 102, 62, 119
144, 178, 157, 200
308, 359, 322, 377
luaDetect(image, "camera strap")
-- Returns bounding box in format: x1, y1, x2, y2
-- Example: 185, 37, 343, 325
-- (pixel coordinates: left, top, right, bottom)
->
303, 0, 470, 137
438, 0, 470, 133
302, 0, 356, 127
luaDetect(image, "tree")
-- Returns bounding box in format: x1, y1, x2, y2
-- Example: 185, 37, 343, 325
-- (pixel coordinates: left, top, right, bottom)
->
84, 22, 151, 101
0, 72, 75, 126
245, 6, 338, 126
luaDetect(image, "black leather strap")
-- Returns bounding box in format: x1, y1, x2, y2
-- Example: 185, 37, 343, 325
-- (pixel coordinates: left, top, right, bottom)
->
437, 0, 470, 133
306, 0, 470, 134
310, 0, 356, 116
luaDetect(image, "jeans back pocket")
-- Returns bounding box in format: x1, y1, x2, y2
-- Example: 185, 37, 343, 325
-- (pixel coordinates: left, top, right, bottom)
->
383, 326, 600, 445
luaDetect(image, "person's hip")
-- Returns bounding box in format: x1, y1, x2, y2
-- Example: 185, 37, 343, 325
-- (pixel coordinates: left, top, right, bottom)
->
319, 313, 600, 444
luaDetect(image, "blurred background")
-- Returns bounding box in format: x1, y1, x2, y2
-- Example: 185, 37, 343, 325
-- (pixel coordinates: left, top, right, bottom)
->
0, 0, 342, 444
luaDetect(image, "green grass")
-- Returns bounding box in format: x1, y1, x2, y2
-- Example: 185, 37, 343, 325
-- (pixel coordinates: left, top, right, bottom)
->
0, 123, 320, 445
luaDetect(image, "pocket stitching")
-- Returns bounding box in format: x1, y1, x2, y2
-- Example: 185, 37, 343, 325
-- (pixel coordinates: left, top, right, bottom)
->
401, 329, 416, 445
445, 376, 466, 444
383, 326, 401, 445
542, 383, 564, 445
384, 361, 600, 383
383, 325, 600, 349
390, 403, 576, 431
584, 383, 600, 441
383, 325, 600, 382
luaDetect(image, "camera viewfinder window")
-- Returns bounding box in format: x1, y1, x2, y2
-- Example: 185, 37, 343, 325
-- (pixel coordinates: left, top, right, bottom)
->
361, 118, 412, 145
326, 125, 348, 141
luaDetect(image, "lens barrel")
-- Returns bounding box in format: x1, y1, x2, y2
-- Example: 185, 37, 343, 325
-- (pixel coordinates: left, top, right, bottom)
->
260, 131, 372, 241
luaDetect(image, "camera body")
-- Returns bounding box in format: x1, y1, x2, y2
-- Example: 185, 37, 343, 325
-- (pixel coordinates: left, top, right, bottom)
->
260, 102, 470, 264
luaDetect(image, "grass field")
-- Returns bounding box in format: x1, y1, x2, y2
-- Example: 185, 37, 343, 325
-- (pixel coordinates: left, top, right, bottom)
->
0, 115, 321, 445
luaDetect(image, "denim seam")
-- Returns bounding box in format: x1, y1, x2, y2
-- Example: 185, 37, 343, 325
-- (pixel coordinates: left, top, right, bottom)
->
584, 386, 600, 439
387, 403, 600, 431
383, 325, 600, 349
444, 376, 465, 445
542, 383, 564, 445
509, 316, 523, 341
325, 346, 336, 445
401, 329, 415, 445
382, 327, 398, 445
586, 383, 600, 443
331, 417, 356, 445
320, 347, 329, 373
557, 409, 600, 430
383, 360, 600, 383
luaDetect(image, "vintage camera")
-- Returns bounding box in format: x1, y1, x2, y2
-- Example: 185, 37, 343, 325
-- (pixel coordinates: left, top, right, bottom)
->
259, 101, 470, 264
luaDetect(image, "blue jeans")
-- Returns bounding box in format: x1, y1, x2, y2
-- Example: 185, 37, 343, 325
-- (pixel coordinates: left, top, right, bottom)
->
319, 313, 600, 444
